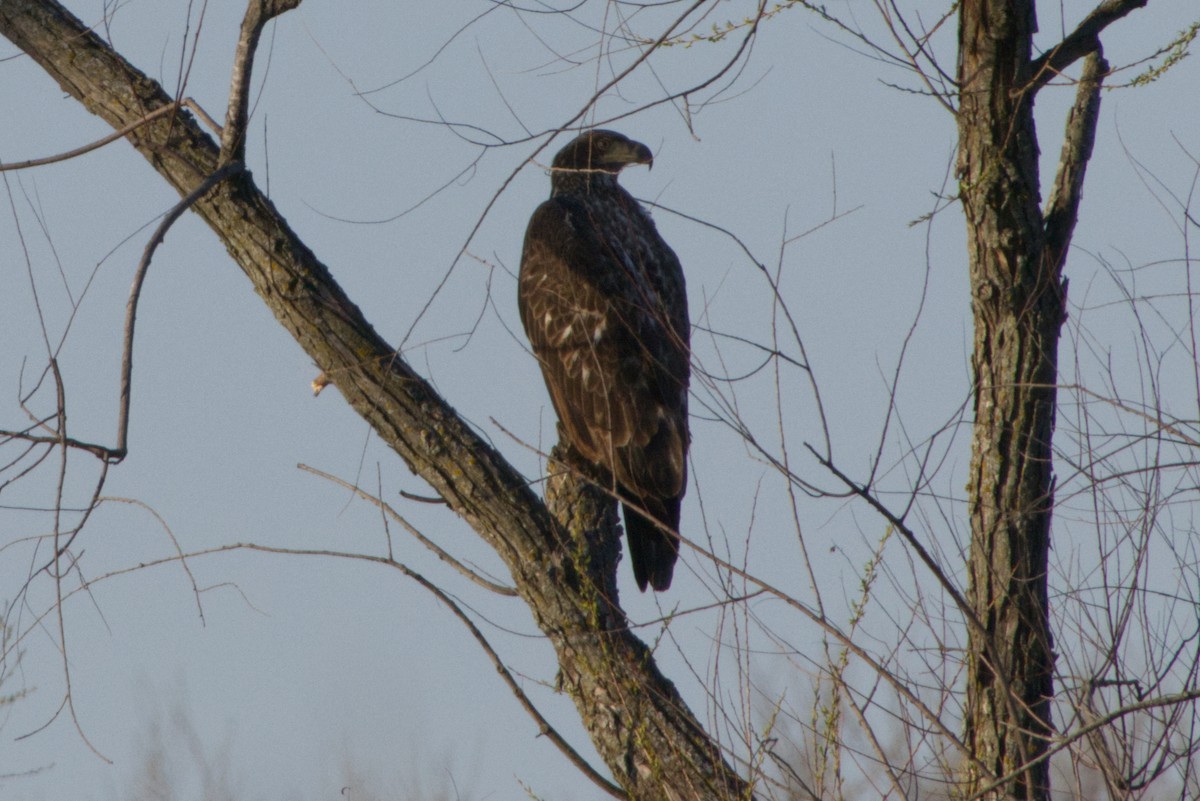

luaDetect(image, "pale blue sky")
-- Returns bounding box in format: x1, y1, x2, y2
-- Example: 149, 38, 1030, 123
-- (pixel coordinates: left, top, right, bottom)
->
3, 2, 1198, 799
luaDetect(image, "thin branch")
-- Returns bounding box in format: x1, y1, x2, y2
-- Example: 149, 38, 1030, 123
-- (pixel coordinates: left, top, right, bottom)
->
116, 161, 244, 460
399, 564, 627, 800
805, 441, 1043, 780
0, 102, 181, 172
296, 463, 518, 596
970, 689, 1200, 801
807, 444, 975, 635
183, 97, 223, 135
2, 158, 242, 465
0, 429, 118, 461
45, 359, 110, 762
25, 537, 627, 798
98, 496, 206, 623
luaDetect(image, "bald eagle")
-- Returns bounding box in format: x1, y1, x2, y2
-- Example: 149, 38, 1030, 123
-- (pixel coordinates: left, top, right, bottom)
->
518, 130, 690, 592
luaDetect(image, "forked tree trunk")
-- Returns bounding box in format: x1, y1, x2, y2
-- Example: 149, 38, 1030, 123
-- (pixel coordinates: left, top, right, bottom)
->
956, 1, 1095, 798
3, 0, 1126, 797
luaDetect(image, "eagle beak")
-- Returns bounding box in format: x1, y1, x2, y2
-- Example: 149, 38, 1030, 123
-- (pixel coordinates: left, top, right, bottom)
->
618, 139, 653, 170
635, 142, 653, 170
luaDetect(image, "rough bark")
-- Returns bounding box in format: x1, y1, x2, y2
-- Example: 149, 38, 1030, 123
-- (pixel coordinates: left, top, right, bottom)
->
0, 2, 749, 798
958, 0, 1057, 794
956, 2, 1107, 800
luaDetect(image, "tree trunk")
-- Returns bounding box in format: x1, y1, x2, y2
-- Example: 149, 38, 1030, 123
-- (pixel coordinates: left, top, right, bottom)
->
0, 2, 749, 798
956, 2, 1060, 798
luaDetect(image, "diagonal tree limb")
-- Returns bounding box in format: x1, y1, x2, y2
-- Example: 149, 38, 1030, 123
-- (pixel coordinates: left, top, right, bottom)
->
0, 2, 749, 797
1029, 0, 1145, 92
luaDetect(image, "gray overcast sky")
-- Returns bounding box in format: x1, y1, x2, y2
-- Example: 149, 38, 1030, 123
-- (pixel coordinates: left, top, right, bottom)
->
3, 2, 1199, 799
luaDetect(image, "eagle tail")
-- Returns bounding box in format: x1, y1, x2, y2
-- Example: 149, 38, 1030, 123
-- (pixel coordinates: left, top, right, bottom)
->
623, 494, 681, 592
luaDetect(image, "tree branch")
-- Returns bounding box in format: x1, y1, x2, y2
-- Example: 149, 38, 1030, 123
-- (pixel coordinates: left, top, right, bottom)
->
1043, 50, 1108, 273
402, 561, 628, 801
221, 0, 301, 163
1029, 0, 1145, 92
0, 2, 748, 797
118, 160, 245, 460
0, 102, 180, 172
296, 463, 518, 596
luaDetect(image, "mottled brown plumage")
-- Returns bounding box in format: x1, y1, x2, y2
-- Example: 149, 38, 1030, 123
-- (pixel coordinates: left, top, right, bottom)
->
518, 130, 690, 591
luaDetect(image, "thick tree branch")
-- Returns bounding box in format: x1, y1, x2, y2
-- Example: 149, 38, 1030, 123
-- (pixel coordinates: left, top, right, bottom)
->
1029, 0, 1145, 92
221, 0, 300, 163
0, 1, 748, 797
1043, 50, 1108, 273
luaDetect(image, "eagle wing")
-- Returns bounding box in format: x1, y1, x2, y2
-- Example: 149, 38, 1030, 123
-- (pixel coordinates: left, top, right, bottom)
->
518, 195, 688, 500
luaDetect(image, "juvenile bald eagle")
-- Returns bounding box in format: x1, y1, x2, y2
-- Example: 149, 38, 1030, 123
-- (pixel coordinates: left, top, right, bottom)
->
518, 130, 690, 592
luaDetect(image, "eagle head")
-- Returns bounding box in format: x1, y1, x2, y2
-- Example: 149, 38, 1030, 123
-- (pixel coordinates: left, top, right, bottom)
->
551, 129, 653, 174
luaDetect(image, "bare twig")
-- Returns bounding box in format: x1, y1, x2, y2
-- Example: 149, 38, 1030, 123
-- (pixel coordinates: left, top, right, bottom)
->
47, 359, 109, 763
398, 489, 448, 505
99, 497, 206, 623
0, 103, 181, 172
398, 565, 627, 800
183, 97, 223, 135
0, 428, 120, 461
2, 159, 246, 463
117, 161, 244, 459
297, 463, 517, 596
